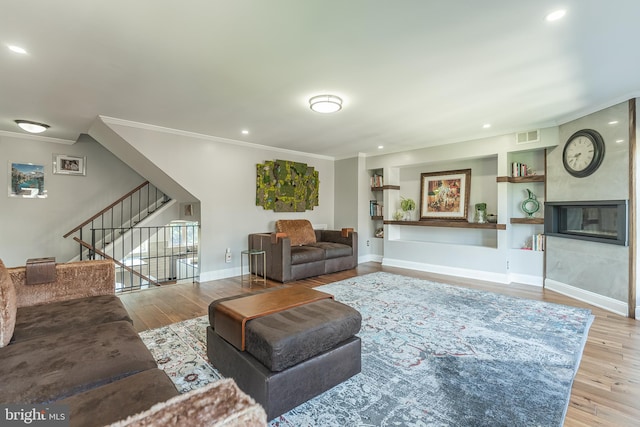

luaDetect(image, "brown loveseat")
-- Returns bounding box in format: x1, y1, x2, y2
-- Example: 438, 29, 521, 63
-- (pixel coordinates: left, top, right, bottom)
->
248, 220, 357, 283
0, 258, 266, 427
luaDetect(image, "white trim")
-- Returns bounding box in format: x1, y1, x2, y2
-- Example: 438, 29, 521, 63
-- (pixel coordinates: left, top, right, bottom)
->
199, 266, 241, 282
544, 278, 629, 316
98, 115, 334, 161
382, 258, 510, 284
507, 273, 543, 287
0, 130, 76, 145
359, 254, 383, 264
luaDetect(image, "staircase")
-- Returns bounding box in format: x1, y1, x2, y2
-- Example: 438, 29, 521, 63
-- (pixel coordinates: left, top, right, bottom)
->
63, 181, 176, 291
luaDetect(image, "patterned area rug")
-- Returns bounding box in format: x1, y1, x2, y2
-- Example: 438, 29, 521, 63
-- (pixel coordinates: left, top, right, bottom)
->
139, 272, 594, 426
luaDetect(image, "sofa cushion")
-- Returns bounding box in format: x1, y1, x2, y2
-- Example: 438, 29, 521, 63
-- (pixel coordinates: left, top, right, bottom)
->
0, 320, 157, 404
308, 241, 353, 259
12, 295, 132, 344
59, 368, 179, 427
245, 299, 362, 372
276, 219, 316, 246
289, 246, 325, 265
0, 259, 17, 348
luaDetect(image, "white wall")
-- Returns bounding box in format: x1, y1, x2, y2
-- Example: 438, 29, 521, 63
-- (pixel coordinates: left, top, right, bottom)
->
0, 133, 145, 267
363, 129, 558, 284
92, 118, 335, 281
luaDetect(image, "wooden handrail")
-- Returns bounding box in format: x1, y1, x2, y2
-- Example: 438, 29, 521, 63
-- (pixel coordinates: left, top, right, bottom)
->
63, 181, 151, 238
73, 237, 160, 288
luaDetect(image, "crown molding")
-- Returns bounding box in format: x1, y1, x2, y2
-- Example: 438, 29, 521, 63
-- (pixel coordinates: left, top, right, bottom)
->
0, 130, 76, 145
98, 116, 335, 161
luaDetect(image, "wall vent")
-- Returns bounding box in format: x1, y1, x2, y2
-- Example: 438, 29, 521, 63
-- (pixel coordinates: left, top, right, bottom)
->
516, 129, 540, 144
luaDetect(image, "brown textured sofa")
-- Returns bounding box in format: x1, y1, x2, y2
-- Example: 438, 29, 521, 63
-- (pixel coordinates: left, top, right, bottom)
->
0, 258, 266, 427
249, 219, 357, 283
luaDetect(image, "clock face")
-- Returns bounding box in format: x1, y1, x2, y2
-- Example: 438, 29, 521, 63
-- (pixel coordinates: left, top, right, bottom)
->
565, 136, 595, 171
562, 129, 605, 178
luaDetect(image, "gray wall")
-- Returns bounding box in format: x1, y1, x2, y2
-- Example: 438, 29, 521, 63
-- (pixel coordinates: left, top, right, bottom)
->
334, 157, 359, 229
93, 118, 336, 281
546, 100, 630, 303
0, 133, 144, 267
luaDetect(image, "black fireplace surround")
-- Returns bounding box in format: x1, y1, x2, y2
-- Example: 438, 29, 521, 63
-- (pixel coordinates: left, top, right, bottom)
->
545, 200, 628, 246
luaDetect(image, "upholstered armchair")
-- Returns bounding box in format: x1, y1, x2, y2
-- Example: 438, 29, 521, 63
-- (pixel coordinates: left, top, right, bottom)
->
248, 220, 357, 283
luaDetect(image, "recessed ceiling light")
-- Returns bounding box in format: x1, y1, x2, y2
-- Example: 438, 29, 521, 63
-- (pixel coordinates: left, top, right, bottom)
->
8, 45, 27, 54
545, 9, 566, 22
608, 120, 619, 125
483, 124, 491, 129
378, 145, 384, 149
15, 120, 50, 133
241, 130, 249, 135
309, 94, 342, 113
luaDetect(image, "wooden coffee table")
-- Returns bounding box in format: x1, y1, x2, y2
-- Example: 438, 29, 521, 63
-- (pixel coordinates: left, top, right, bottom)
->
214, 286, 333, 350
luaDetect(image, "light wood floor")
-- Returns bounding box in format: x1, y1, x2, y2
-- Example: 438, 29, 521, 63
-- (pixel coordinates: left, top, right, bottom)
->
118, 262, 640, 426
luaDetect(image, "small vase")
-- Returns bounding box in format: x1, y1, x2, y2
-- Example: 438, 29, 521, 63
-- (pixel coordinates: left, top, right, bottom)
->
403, 210, 413, 221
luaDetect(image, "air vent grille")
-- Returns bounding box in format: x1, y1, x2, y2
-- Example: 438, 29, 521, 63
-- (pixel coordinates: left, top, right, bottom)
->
516, 129, 540, 144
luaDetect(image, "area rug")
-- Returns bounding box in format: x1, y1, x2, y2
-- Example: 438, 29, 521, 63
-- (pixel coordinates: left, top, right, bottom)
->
139, 272, 594, 426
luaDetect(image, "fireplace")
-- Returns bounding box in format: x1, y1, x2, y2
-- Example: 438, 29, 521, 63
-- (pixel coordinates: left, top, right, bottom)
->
544, 200, 628, 246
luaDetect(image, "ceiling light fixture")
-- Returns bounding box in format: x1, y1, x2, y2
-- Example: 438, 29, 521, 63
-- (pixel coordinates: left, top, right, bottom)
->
483, 123, 491, 129
309, 94, 342, 113
8, 45, 27, 54
15, 120, 50, 134
241, 129, 249, 135
545, 9, 566, 22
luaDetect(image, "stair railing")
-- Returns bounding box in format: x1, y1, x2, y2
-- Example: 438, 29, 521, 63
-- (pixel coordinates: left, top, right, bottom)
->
63, 181, 172, 289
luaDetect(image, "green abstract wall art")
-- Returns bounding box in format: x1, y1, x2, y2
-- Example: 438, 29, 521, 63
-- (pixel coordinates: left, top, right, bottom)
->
256, 160, 319, 212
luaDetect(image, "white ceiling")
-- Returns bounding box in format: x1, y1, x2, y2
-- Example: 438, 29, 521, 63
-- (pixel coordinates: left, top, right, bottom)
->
2, 1, 640, 158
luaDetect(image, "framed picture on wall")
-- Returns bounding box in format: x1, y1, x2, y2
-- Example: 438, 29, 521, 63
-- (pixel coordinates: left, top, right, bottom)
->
9, 162, 47, 198
53, 154, 86, 176
419, 168, 471, 220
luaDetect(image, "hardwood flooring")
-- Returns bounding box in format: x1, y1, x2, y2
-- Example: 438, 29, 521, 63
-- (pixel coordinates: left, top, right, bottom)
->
118, 262, 640, 426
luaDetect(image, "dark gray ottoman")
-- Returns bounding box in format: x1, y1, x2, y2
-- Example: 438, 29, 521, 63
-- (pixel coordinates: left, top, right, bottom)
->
207, 295, 362, 420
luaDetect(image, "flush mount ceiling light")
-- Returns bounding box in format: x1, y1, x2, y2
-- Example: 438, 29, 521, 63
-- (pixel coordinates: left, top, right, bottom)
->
309, 94, 342, 113
8, 45, 27, 54
15, 120, 50, 133
545, 9, 566, 22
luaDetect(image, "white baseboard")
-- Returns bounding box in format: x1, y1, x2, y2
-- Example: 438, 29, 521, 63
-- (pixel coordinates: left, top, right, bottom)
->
199, 266, 240, 282
507, 273, 543, 287
382, 258, 510, 284
359, 254, 383, 264
544, 278, 629, 316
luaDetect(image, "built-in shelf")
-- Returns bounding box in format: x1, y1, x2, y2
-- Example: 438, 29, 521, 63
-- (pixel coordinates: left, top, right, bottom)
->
384, 220, 506, 230
496, 175, 545, 183
371, 216, 383, 220
510, 217, 544, 224
371, 185, 401, 191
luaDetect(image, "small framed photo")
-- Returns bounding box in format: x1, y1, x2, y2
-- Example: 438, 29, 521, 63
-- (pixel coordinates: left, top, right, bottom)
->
420, 168, 471, 220
9, 162, 47, 198
53, 154, 86, 176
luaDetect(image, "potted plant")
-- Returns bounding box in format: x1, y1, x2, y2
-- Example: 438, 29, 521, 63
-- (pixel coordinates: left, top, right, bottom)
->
400, 197, 416, 220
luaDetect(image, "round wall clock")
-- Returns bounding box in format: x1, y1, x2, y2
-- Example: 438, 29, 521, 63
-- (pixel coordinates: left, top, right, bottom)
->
562, 129, 605, 178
